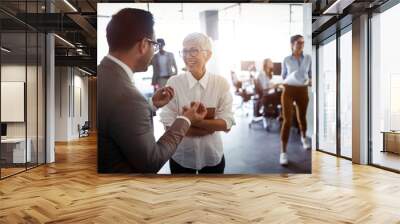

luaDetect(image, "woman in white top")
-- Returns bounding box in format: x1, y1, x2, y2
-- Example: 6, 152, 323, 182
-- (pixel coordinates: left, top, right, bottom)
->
257, 58, 276, 94
160, 33, 235, 174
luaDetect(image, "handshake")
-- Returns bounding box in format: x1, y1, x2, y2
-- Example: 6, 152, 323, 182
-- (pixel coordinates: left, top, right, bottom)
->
182, 102, 208, 125
152, 87, 213, 137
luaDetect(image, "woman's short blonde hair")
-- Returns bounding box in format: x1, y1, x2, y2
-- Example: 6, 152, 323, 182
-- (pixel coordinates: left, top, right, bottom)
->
183, 32, 212, 52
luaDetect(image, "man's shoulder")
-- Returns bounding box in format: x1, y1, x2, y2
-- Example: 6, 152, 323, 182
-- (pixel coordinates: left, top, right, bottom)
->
98, 57, 124, 76
97, 57, 112, 71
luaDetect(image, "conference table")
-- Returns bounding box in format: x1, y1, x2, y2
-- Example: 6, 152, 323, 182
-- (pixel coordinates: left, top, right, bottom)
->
0, 138, 32, 165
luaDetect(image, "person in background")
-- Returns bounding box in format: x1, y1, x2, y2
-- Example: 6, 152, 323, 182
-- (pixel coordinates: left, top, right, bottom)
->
257, 58, 276, 94
151, 38, 178, 91
279, 34, 312, 166
97, 8, 207, 173
160, 33, 235, 174
256, 58, 280, 118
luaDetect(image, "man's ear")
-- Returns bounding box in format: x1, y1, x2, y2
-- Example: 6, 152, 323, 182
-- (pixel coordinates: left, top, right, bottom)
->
137, 38, 148, 55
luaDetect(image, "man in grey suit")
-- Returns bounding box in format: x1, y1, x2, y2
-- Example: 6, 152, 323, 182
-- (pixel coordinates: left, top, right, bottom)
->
97, 8, 207, 173
151, 38, 178, 91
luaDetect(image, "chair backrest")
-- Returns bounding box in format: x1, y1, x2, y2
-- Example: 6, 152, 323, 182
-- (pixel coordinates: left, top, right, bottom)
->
82, 121, 90, 129
273, 62, 282, 76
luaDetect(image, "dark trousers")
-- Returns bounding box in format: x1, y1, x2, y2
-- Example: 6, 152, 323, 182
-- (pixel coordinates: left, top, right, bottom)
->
169, 156, 225, 174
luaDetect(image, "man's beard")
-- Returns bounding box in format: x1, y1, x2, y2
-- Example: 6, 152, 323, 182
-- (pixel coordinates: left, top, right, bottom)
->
138, 54, 152, 72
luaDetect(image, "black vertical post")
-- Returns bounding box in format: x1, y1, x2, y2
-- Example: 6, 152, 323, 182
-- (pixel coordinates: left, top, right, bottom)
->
336, 25, 341, 157
25, 0, 28, 171
367, 10, 373, 165
315, 44, 320, 151
36, 0, 39, 168
0, 21, 2, 179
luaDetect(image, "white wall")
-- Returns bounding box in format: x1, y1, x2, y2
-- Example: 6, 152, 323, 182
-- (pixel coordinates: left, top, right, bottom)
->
55, 67, 69, 141
55, 67, 89, 141
1, 63, 46, 164
72, 73, 89, 138
1, 65, 35, 138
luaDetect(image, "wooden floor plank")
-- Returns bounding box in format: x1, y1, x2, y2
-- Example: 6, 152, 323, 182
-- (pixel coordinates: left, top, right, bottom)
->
0, 135, 399, 223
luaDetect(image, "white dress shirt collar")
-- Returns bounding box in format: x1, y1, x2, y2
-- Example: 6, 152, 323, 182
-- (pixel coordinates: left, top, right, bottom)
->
106, 54, 135, 83
186, 70, 210, 89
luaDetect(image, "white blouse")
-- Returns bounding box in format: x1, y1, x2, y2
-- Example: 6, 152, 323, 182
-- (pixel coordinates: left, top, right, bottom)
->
257, 71, 275, 91
160, 71, 235, 170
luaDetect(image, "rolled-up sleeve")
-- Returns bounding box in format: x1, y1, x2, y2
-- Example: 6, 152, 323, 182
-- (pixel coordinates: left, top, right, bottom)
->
160, 78, 179, 127
215, 79, 235, 130
281, 57, 288, 80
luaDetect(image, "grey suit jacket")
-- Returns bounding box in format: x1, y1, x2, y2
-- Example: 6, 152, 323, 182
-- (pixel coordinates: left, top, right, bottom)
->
151, 51, 177, 85
97, 57, 190, 173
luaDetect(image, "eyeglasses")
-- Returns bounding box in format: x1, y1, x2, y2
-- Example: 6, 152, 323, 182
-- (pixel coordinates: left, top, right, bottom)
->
179, 48, 208, 57
146, 38, 160, 53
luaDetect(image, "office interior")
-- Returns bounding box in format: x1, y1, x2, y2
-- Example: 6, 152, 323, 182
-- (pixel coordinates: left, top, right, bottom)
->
0, 0, 399, 222
98, 3, 312, 174
0, 0, 96, 179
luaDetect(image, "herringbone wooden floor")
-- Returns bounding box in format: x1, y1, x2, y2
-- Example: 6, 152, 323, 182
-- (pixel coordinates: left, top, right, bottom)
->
1, 135, 400, 224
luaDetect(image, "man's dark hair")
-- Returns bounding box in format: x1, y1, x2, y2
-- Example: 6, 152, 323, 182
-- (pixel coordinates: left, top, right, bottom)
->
157, 38, 165, 47
106, 8, 154, 52
290, 34, 304, 45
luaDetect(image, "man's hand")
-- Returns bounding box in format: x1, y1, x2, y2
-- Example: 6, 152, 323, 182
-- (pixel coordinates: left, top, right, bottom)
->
182, 102, 207, 125
152, 86, 174, 108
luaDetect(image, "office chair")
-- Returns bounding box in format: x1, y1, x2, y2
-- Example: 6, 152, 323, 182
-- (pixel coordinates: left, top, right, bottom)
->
249, 80, 283, 132
248, 79, 267, 129
231, 71, 253, 116
78, 121, 90, 138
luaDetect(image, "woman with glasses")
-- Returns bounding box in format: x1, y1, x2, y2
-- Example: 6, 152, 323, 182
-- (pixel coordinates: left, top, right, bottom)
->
160, 32, 235, 174
279, 34, 312, 166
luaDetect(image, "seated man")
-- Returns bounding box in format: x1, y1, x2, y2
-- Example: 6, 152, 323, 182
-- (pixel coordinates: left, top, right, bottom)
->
160, 33, 235, 174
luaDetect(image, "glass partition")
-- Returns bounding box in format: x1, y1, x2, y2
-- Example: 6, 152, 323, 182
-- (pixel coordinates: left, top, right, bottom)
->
339, 28, 352, 158
0, 1, 46, 179
317, 36, 337, 154
370, 3, 400, 171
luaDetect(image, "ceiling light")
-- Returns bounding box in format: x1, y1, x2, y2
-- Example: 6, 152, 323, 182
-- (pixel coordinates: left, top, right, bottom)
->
78, 67, 92, 76
1, 47, 11, 53
54, 34, 75, 48
323, 0, 354, 15
63, 0, 78, 12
